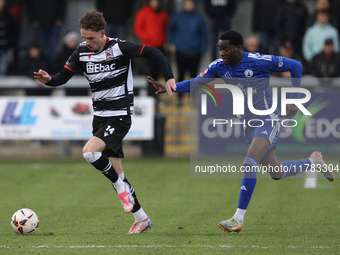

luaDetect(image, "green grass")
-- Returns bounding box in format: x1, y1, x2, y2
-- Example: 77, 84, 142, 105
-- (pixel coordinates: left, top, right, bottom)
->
0, 157, 339, 255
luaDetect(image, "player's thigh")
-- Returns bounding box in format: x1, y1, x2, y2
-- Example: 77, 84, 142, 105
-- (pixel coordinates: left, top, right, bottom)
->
246, 136, 270, 161
246, 120, 281, 162
83, 136, 106, 153
96, 116, 131, 158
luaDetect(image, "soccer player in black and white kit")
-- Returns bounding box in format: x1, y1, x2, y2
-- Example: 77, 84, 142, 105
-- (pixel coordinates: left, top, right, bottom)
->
34, 11, 176, 234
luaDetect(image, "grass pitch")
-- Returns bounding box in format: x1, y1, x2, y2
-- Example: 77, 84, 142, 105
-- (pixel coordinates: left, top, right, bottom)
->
0, 157, 339, 254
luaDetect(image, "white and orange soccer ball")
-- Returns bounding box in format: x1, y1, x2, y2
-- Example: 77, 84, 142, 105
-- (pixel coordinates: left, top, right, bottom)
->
11, 208, 39, 235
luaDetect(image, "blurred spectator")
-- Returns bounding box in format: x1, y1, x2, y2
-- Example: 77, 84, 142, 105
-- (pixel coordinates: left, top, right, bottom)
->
244, 35, 261, 53
307, 0, 338, 29
204, 0, 236, 62
96, 0, 134, 39
309, 38, 340, 78
134, 0, 169, 50
54, 31, 81, 75
27, 0, 66, 65
252, 0, 282, 55
167, 0, 207, 81
331, 0, 340, 33
18, 42, 51, 96
0, 0, 16, 76
19, 42, 50, 78
167, 0, 208, 104
303, 10, 339, 62
275, 0, 308, 57
5, 0, 22, 75
54, 31, 88, 97
134, 0, 169, 96
279, 41, 308, 77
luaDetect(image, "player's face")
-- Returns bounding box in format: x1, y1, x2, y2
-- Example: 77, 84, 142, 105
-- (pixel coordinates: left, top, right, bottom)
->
218, 40, 242, 66
81, 29, 106, 52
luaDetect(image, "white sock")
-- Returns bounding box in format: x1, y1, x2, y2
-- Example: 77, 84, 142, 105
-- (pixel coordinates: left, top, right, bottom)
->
112, 178, 125, 194
234, 208, 246, 224
119, 172, 125, 181
133, 208, 148, 222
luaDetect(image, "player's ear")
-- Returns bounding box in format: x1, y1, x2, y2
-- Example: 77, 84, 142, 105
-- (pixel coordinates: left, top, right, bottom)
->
100, 30, 105, 37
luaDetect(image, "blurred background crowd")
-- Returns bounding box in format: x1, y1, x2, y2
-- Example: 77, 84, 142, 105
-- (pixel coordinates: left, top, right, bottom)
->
0, 0, 339, 83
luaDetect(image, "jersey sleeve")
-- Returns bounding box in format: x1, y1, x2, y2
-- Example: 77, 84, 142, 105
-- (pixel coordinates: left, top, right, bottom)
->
117, 41, 145, 58
64, 46, 81, 73
118, 41, 174, 81
46, 47, 80, 86
174, 61, 220, 92
198, 61, 220, 78
269, 56, 303, 98
268, 56, 302, 80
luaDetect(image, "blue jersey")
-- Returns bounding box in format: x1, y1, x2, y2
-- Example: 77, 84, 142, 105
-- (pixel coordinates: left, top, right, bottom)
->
176, 52, 303, 121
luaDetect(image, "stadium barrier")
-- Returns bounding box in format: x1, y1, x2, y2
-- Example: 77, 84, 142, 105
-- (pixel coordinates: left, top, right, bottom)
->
0, 75, 160, 158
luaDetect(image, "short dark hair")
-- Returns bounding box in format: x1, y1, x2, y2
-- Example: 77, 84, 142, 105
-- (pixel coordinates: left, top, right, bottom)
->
219, 30, 243, 47
79, 11, 106, 32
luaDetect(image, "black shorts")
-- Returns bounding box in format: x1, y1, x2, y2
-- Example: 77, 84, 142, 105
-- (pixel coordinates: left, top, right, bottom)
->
92, 115, 131, 158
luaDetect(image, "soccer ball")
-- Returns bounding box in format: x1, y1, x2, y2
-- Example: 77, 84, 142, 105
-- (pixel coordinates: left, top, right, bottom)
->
11, 208, 39, 235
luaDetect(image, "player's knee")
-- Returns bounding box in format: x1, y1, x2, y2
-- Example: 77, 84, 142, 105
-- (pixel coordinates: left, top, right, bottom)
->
271, 177, 281, 181
83, 151, 102, 163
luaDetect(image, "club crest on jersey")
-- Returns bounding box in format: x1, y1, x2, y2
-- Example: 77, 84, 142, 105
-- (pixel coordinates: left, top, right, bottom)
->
106, 48, 114, 60
244, 69, 253, 77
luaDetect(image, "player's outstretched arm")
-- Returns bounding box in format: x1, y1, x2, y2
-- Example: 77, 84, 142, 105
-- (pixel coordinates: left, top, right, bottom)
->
147, 76, 192, 95
165, 78, 176, 96
34, 68, 75, 87
33, 69, 52, 84
146, 76, 166, 94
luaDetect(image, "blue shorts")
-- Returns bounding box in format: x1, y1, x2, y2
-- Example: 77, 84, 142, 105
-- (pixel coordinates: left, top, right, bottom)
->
244, 119, 281, 163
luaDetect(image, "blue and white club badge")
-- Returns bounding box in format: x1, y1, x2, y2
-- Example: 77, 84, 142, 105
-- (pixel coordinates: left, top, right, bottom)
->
244, 69, 253, 77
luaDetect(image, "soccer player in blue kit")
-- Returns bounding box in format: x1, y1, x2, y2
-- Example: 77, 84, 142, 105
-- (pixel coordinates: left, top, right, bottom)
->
147, 30, 335, 233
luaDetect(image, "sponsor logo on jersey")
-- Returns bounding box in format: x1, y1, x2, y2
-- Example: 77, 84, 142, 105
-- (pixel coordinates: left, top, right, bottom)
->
244, 69, 253, 77
86, 62, 115, 74
261, 130, 268, 135
278, 57, 284, 67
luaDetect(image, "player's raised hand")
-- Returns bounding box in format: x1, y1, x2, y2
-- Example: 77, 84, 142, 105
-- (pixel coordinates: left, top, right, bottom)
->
33, 69, 52, 84
146, 76, 166, 94
286, 104, 299, 116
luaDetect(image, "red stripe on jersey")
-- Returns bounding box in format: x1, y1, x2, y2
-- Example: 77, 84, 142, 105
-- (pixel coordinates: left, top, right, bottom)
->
139, 45, 145, 57
64, 65, 77, 73
106, 37, 109, 44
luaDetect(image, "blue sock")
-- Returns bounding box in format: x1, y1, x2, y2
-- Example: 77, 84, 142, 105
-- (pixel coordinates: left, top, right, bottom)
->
280, 159, 312, 179
237, 156, 258, 210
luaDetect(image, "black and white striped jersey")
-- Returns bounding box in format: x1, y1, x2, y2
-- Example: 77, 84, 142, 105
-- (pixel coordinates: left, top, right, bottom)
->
48, 37, 173, 117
